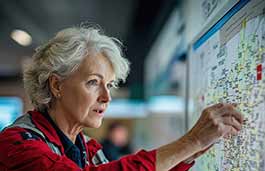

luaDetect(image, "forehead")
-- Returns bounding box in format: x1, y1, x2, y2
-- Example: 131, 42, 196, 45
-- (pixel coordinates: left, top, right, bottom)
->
77, 53, 115, 80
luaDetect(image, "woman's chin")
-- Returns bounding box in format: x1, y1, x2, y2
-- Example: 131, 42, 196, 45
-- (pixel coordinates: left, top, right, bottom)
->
84, 119, 103, 128
93, 122, 102, 128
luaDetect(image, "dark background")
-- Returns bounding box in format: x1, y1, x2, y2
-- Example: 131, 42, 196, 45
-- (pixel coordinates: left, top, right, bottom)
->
0, 0, 182, 99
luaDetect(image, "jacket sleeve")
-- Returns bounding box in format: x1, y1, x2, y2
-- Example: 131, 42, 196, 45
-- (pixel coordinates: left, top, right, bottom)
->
0, 128, 194, 171
0, 128, 156, 171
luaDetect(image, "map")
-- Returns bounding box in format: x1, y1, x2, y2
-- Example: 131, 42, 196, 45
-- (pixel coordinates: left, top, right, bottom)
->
188, 0, 265, 170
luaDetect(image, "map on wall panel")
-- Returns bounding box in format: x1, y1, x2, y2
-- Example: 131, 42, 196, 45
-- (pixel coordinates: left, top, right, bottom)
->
188, 0, 265, 170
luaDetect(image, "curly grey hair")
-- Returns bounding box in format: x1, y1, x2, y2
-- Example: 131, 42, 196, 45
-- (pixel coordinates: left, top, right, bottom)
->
23, 26, 130, 111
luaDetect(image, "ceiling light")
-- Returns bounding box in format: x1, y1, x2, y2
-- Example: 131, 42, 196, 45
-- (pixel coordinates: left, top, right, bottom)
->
10, 29, 32, 46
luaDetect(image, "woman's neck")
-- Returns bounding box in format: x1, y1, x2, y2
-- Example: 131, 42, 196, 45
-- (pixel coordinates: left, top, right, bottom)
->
47, 108, 83, 143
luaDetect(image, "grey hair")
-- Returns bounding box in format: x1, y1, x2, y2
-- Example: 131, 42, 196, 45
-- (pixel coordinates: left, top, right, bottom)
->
23, 25, 130, 111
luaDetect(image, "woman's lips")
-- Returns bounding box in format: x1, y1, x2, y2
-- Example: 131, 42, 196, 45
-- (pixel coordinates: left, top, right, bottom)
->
93, 109, 105, 116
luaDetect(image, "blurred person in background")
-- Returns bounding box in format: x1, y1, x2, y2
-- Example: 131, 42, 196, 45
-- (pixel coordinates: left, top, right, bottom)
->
0, 25, 244, 171
101, 122, 132, 161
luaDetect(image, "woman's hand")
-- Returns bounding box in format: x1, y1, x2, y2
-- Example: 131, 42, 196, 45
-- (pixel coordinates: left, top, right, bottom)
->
186, 103, 244, 151
156, 103, 244, 171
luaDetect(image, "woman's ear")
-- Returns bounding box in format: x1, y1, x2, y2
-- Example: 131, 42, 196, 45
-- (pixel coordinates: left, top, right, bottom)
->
49, 74, 62, 98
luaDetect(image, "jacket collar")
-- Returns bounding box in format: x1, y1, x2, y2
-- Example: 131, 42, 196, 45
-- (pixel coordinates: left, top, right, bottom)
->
28, 110, 64, 152
28, 110, 103, 164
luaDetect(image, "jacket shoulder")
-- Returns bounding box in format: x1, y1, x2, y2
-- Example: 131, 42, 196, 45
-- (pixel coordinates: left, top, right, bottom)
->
0, 127, 43, 162
0, 127, 65, 170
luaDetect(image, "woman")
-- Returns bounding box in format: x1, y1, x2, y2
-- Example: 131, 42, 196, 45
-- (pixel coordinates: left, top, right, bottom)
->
0, 26, 243, 171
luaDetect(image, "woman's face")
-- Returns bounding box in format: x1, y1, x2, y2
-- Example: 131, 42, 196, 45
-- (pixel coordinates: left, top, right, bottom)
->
57, 53, 115, 128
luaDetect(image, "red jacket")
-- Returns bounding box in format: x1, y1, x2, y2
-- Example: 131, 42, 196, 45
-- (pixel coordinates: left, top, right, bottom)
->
0, 110, 194, 171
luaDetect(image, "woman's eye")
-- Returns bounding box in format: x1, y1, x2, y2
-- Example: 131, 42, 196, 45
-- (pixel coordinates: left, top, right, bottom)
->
107, 83, 113, 89
107, 82, 118, 90
87, 79, 98, 86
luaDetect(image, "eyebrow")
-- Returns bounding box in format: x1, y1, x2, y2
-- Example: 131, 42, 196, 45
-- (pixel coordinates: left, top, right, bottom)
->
87, 73, 115, 83
88, 73, 104, 79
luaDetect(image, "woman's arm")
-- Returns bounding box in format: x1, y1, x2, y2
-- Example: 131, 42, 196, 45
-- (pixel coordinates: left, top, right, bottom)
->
157, 135, 199, 171
0, 103, 243, 171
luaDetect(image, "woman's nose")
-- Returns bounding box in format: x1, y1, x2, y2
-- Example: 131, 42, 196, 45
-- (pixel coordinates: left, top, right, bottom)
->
98, 85, 112, 103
